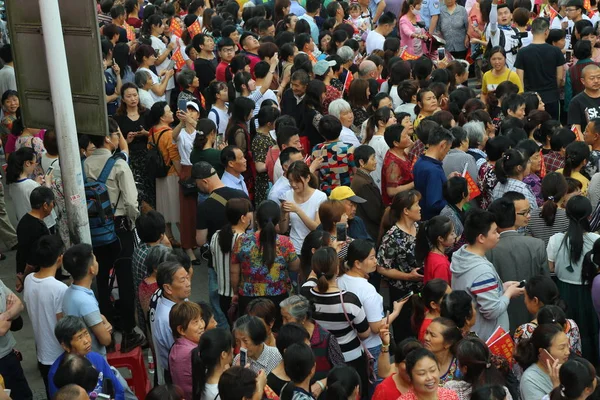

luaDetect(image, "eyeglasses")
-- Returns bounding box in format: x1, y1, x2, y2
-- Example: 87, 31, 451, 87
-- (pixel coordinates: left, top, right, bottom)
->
516, 209, 532, 216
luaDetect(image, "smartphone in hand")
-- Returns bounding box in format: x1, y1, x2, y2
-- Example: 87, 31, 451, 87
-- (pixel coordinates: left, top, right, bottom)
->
240, 348, 247, 366
336, 222, 347, 241
539, 348, 555, 367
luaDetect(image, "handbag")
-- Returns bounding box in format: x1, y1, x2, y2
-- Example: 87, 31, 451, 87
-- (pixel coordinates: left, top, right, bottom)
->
338, 291, 377, 384
178, 177, 198, 196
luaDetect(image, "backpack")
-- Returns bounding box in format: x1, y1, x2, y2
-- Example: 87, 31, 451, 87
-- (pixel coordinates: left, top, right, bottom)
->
146, 128, 172, 179
482, 27, 522, 72
82, 155, 122, 247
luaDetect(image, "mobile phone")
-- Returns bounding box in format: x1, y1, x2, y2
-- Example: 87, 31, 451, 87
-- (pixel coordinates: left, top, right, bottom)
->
216, 133, 224, 148
385, 310, 390, 325
279, 198, 286, 204
240, 347, 247, 366
565, 49, 573, 63
167, 59, 176, 70
417, 267, 424, 275
178, 99, 188, 111
470, 15, 478, 27
437, 47, 446, 60
336, 222, 347, 241
518, 280, 526, 288
46, 165, 54, 175
539, 348, 555, 366
400, 291, 414, 302
102, 378, 115, 398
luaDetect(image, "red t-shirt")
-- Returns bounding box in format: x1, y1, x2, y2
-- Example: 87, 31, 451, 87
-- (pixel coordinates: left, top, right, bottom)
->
215, 61, 229, 82
382, 150, 413, 206
423, 252, 451, 284
418, 318, 433, 342
126, 17, 142, 28
265, 146, 280, 183
372, 374, 403, 400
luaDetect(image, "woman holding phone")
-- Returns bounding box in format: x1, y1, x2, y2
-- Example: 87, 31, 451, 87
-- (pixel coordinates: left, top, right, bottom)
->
514, 323, 569, 400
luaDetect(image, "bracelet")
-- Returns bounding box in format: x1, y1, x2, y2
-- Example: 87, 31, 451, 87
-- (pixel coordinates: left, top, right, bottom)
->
382, 343, 390, 349
316, 381, 325, 391
381, 348, 390, 353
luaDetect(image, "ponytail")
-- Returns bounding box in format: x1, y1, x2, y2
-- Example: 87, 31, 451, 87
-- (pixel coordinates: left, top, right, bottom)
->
326, 366, 361, 400
312, 247, 338, 293
414, 216, 453, 265
494, 149, 527, 185
192, 329, 234, 400
218, 198, 253, 254
6, 147, 35, 185
364, 107, 393, 144
256, 200, 281, 267
141, 14, 162, 37
410, 279, 449, 333
563, 141, 590, 177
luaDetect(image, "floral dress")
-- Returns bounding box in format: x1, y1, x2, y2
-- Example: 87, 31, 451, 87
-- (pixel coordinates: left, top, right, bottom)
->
441, 357, 460, 384
478, 161, 497, 209
251, 133, 276, 206
523, 173, 544, 207
231, 232, 298, 297
376, 224, 422, 293
514, 320, 582, 355
351, 106, 370, 128
322, 85, 342, 116
15, 135, 45, 177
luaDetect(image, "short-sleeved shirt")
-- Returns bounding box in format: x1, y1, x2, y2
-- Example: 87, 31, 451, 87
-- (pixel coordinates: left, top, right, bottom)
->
62, 284, 106, 356
520, 363, 553, 400
547, 231, 600, 284
514, 43, 565, 104
148, 128, 180, 176
424, 252, 451, 284
382, 151, 413, 206
567, 91, 600, 132
311, 141, 355, 195
420, 0, 441, 29
175, 129, 197, 166
283, 189, 328, 253
377, 224, 421, 292
439, 5, 468, 52
232, 232, 298, 297
481, 69, 524, 94
0, 280, 16, 359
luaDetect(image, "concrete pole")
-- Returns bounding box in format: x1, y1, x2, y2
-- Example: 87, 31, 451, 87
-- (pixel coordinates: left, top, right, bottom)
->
38, 0, 91, 244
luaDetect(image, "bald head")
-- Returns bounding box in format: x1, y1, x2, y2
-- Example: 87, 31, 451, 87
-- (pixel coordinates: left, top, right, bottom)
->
359, 60, 377, 79
582, 64, 600, 92
54, 385, 88, 400
583, 64, 600, 78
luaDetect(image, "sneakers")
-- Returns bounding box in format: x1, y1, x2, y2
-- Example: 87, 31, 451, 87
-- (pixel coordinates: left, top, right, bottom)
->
120, 330, 148, 354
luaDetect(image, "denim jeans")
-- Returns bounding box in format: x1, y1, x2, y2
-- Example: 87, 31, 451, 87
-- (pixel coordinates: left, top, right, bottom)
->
208, 267, 230, 330
367, 343, 383, 396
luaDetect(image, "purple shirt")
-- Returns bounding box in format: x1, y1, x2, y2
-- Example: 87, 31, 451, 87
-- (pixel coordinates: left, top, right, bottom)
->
169, 337, 198, 400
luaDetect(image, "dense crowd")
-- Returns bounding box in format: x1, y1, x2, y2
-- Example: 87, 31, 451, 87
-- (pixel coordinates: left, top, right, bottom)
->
3, 0, 600, 399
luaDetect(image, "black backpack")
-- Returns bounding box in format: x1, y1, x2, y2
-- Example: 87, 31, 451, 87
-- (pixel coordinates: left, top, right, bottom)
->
146, 128, 172, 179
482, 27, 522, 72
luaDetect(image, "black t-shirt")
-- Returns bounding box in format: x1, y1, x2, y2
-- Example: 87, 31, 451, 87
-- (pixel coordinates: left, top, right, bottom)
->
16, 213, 50, 274
514, 43, 565, 103
113, 111, 151, 153
196, 186, 249, 247
194, 57, 218, 93
568, 91, 600, 132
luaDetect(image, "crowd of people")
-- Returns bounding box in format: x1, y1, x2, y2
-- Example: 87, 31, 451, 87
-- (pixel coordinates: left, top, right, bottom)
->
4, 0, 600, 399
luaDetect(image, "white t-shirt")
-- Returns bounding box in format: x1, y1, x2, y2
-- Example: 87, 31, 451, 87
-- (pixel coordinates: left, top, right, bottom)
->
138, 67, 165, 103
284, 189, 328, 253
547, 231, 600, 285
150, 35, 175, 91
366, 30, 385, 55
253, 87, 278, 116
23, 274, 68, 365
9, 179, 56, 228
139, 88, 155, 109
202, 383, 220, 400
41, 154, 62, 181
337, 274, 384, 348
339, 127, 361, 147
175, 128, 197, 166
209, 106, 230, 135
273, 159, 284, 183
368, 135, 389, 194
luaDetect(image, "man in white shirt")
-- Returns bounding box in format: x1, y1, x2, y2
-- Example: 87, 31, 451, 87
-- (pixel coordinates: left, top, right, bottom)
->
253, 61, 279, 116
0, 44, 16, 98
268, 147, 304, 206
24, 235, 68, 399
365, 12, 396, 55
298, 0, 321, 44
220, 145, 249, 195
150, 261, 191, 384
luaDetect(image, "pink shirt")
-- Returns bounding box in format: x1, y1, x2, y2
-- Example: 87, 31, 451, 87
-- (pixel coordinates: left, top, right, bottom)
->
169, 337, 198, 400
399, 15, 425, 57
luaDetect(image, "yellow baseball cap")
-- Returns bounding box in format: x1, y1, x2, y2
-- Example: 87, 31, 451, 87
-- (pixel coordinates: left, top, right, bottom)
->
329, 186, 366, 203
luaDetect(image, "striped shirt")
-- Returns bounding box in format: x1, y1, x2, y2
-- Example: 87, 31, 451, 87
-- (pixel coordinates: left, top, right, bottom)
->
527, 208, 569, 247
308, 289, 369, 362
210, 230, 243, 298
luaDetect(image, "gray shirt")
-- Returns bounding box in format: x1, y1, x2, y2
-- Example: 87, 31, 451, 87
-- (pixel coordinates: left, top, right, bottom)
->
442, 149, 478, 181
439, 5, 468, 52
0, 279, 17, 359
521, 363, 553, 400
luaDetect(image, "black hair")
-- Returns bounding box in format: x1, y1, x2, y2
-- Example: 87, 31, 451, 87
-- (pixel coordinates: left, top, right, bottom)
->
563, 196, 593, 264
411, 279, 450, 333
551, 128, 576, 151
326, 366, 361, 400
471, 385, 509, 400
547, 28, 566, 45
514, 323, 563, 370
346, 239, 374, 272
405, 348, 439, 379
218, 198, 253, 254
62, 244, 95, 282
135, 210, 166, 243
484, 135, 511, 162
563, 141, 590, 177
366, 107, 395, 144
313, 247, 339, 293
319, 115, 343, 141
539, 172, 568, 226
415, 216, 454, 265
6, 146, 36, 185
441, 290, 474, 329
501, 94, 526, 116
394, 338, 423, 365
582, 238, 600, 285
276, 323, 310, 354
443, 176, 468, 205
30, 186, 55, 210
197, 301, 214, 328
463, 209, 496, 245
494, 149, 528, 184
225, 97, 255, 143
382, 124, 405, 148
488, 198, 516, 229
354, 145, 376, 168
192, 328, 234, 400
299, 230, 331, 282
218, 366, 259, 400
550, 358, 596, 400
233, 314, 268, 345
455, 337, 505, 390
450, 126, 467, 149
427, 126, 455, 146
534, 120, 561, 145
255, 200, 281, 266
33, 235, 65, 269
280, 146, 302, 167
415, 119, 438, 146
282, 343, 315, 385
54, 354, 100, 393
525, 276, 566, 315
537, 305, 567, 326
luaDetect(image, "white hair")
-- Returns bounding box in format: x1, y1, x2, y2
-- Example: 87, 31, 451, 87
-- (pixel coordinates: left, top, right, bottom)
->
463, 121, 486, 148
328, 99, 352, 119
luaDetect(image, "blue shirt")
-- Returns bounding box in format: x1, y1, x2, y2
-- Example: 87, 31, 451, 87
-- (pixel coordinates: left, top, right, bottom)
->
299, 14, 319, 45
369, 0, 383, 23
290, 0, 306, 16
62, 284, 106, 356
48, 352, 125, 400
420, 0, 441, 29
222, 171, 249, 196
413, 155, 447, 220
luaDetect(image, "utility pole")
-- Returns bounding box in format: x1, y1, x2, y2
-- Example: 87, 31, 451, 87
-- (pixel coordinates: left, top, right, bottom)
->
38, 0, 91, 244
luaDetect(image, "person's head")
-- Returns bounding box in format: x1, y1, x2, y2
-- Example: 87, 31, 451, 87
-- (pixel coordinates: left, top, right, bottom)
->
329, 186, 367, 221
217, 37, 236, 63
464, 121, 488, 151
550, 358, 598, 400
515, 323, 570, 370
564, 141, 590, 177
146, 385, 185, 400
415, 213, 456, 264
524, 276, 566, 318
169, 301, 205, 343
193, 33, 216, 54
347, 78, 370, 108
584, 118, 600, 148
379, 190, 422, 244
530, 16, 550, 38
581, 64, 600, 92
191, 161, 219, 194
375, 11, 396, 35
312, 246, 339, 293
353, 144, 377, 173
328, 99, 354, 128
280, 294, 313, 325
54, 384, 89, 400
463, 209, 499, 249
240, 31, 260, 53
157, 261, 191, 302
275, 323, 310, 359
411, 279, 451, 333
423, 317, 462, 355
500, 191, 530, 228
426, 126, 454, 159
319, 115, 343, 141
290, 69, 310, 98
494, 148, 529, 184
233, 315, 268, 359
502, 94, 526, 119
318, 200, 347, 235
135, 210, 166, 244
404, 348, 441, 395
192, 328, 234, 400
441, 290, 477, 331
287, 160, 318, 192
55, 316, 93, 355
415, 89, 438, 115
29, 186, 55, 218
246, 298, 277, 338
346, 239, 376, 278
488, 197, 520, 231
1, 90, 19, 115
455, 337, 504, 388
6, 146, 37, 184
442, 177, 468, 209
281, 343, 316, 387
219, 366, 263, 400
471, 385, 509, 400
53, 354, 100, 394
149, 101, 174, 128
538, 172, 568, 227
566, 0, 585, 20
401, 0, 424, 16
221, 145, 247, 175
62, 244, 97, 282
547, 28, 566, 48
32, 234, 64, 270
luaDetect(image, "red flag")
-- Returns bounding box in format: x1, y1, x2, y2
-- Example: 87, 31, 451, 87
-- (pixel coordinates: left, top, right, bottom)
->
548, 5, 558, 20
399, 46, 420, 61
342, 70, 354, 96
539, 150, 546, 179
485, 326, 516, 367
465, 171, 481, 200
584, 0, 592, 12
170, 18, 183, 38
172, 48, 186, 70
187, 19, 201, 38
124, 23, 136, 42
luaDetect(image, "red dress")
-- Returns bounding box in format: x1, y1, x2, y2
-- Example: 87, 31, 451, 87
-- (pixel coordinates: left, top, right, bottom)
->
398, 388, 459, 400
423, 252, 451, 284
373, 374, 404, 400
382, 150, 413, 206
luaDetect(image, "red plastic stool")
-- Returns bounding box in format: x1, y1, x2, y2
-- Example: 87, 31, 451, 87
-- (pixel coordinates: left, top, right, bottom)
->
107, 344, 151, 400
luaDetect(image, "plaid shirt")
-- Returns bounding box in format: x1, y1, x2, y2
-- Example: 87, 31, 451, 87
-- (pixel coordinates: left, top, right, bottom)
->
132, 243, 152, 296
233, 344, 282, 376
492, 178, 539, 210
544, 151, 565, 173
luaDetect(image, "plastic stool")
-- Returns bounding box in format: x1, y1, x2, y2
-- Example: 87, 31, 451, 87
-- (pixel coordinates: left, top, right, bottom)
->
107, 344, 151, 400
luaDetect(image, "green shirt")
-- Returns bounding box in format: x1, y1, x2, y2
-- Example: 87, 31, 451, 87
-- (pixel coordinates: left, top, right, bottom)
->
190, 148, 224, 178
